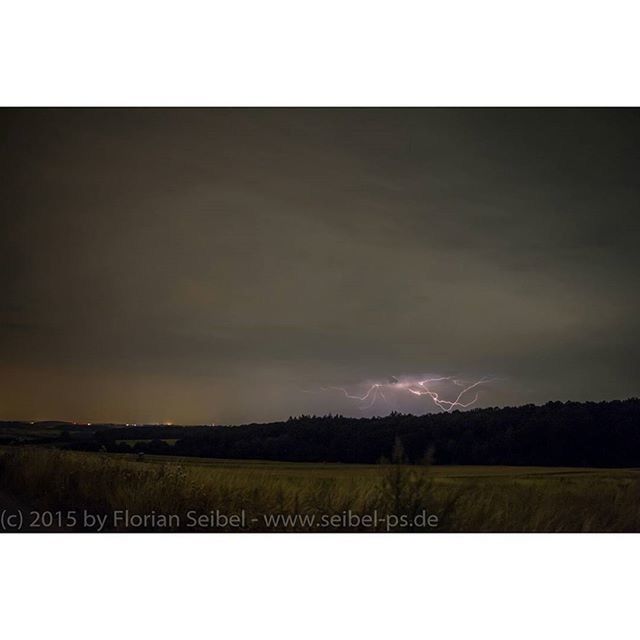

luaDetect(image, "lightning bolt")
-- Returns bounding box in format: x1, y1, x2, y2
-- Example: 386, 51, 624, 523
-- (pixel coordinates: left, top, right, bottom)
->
405, 376, 491, 411
312, 375, 492, 413
330, 383, 386, 409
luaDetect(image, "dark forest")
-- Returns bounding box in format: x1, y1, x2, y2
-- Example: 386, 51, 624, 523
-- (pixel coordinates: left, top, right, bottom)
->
5, 399, 640, 468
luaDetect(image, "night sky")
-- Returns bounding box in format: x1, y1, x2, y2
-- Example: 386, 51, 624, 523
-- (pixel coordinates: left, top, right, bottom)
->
2, 108, 639, 424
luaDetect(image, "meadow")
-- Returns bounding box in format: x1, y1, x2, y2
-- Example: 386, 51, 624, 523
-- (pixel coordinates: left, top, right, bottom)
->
1, 446, 639, 532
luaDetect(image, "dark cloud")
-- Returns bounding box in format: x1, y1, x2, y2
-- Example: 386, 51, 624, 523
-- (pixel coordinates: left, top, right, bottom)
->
1, 108, 639, 423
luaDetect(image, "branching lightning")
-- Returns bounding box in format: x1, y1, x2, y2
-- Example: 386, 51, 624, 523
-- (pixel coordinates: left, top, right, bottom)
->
311, 375, 493, 413
404, 376, 490, 411
330, 383, 388, 409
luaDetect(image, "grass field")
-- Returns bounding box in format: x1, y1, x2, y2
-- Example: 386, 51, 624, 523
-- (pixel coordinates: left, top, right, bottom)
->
1, 446, 639, 532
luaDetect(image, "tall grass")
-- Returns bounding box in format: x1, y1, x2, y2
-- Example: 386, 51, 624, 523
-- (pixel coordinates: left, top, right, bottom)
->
1, 447, 639, 532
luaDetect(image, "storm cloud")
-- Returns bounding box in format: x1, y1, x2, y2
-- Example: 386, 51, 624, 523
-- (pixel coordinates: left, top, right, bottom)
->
1, 108, 639, 423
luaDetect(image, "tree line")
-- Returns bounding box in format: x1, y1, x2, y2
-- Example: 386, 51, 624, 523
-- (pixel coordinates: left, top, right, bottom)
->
77, 399, 640, 467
